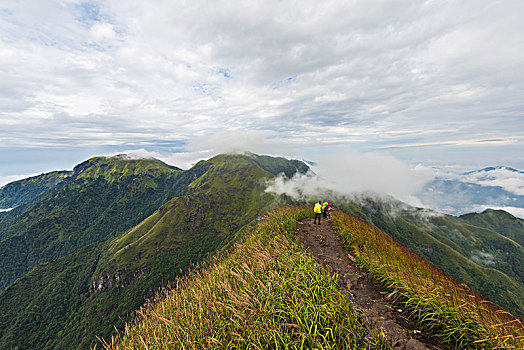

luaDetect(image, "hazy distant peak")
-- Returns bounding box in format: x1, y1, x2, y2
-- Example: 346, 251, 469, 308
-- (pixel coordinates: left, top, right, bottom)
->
464, 166, 524, 175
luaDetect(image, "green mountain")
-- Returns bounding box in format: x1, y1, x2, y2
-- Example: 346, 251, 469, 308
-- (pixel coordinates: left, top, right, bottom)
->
338, 196, 524, 318
0, 155, 183, 291
460, 209, 524, 247
2, 153, 523, 349
105, 207, 522, 350
0, 171, 70, 210
0, 153, 308, 349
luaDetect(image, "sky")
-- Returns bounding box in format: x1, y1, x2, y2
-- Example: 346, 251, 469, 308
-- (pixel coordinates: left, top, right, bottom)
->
1, 1, 524, 194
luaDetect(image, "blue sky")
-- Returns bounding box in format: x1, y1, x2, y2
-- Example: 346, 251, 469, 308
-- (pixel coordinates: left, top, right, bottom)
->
1, 0, 524, 185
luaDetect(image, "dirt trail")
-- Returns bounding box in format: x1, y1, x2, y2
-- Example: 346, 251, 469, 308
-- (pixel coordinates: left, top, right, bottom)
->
298, 218, 447, 350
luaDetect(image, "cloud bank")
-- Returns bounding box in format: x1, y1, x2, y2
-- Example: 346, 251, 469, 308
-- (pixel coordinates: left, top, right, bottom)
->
459, 167, 524, 196
267, 149, 433, 207
2, 0, 524, 218
1, 0, 524, 172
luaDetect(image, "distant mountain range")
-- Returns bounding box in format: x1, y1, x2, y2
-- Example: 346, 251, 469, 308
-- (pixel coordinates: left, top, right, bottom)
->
464, 166, 524, 175
0, 154, 522, 349
418, 166, 524, 218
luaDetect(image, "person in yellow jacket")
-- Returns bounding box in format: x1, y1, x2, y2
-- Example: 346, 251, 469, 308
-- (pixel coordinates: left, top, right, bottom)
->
314, 201, 322, 224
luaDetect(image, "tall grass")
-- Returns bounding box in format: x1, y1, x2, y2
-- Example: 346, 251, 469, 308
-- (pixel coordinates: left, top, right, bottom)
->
101, 207, 386, 349
332, 210, 524, 349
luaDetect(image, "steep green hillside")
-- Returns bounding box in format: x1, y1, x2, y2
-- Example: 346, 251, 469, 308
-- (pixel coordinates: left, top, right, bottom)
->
339, 197, 524, 318
332, 210, 523, 348
0, 153, 308, 349
104, 207, 522, 350
0, 156, 182, 291
105, 207, 386, 349
247, 152, 310, 177
461, 209, 524, 247
0, 171, 70, 210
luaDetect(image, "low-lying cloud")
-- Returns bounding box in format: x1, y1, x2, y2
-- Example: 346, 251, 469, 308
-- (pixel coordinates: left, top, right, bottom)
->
460, 167, 524, 196
416, 165, 524, 219
470, 250, 496, 267
266, 149, 433, 207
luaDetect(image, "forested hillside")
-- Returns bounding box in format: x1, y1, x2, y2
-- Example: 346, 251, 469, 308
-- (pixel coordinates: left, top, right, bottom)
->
0, 171, 70, 210
0, 153, 308, 349
0, 156, 183, 291
461, 209, 524, 246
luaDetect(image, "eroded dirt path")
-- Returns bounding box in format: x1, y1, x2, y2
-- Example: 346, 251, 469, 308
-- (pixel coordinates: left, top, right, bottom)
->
298, 218, 447, 350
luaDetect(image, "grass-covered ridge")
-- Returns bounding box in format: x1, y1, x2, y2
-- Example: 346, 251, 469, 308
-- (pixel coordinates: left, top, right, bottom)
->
332, 210, 524, 349
460, 209, 524, 247
339, 197, 524, 319
0, 170, 70, 209
72, 155, 181, 184
0, 153, 310, 349
103, 207, 387, 349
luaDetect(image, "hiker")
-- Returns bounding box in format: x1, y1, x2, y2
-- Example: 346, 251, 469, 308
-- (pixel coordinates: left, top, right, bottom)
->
314, 201, 322, 224
322, 201, 329, 219
326, 203, 333, 219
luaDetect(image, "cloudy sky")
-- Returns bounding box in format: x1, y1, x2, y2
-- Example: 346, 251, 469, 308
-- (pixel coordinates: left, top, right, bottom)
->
1, 0, 524, 184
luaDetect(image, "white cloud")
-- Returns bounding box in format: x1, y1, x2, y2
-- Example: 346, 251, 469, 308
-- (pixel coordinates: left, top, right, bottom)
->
112, 148, 212, 170
459, 168, 524, 196
1, 0, 524, 180
187, 130, 302, 156
266, 149, 433, 207
470, 250, 496, 266
89, 22, 117, 40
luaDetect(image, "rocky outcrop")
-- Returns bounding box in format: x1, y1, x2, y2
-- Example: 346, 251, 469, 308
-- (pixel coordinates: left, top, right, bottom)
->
90, 267, 145, 293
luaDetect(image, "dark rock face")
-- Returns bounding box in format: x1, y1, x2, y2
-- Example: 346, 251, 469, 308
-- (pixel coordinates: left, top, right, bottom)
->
90, 267, 146, 293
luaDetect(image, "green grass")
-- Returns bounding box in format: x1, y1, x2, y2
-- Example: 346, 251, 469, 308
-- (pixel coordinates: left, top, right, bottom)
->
0, 153, 310, 349
102, 207, 387, 349
338, 197, 524, 319
332, 210, 524, 349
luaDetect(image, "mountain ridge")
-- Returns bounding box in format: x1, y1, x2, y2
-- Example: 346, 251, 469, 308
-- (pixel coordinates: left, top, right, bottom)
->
463, 165, 524, 175
1, 154, 523, 349
0, 155, 184, 291
0, 153, 309, 349
0, 170, 70, 210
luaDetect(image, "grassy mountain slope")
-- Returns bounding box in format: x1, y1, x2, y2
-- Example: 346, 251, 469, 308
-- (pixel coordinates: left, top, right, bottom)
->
105, 207, 523, 349
461, 209, 524, 247
0, 171, 70, 210
0, 154, 308, 350
96, 154, 276, 274
332, 209, 523, 349
104, 207, 386, 349
339, 197, 524, 318
248, 152, 310, 177
0, 156, 182, 291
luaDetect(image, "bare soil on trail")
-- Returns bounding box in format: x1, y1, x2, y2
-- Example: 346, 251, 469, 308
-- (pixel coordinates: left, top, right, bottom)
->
298, 218, 448, 350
